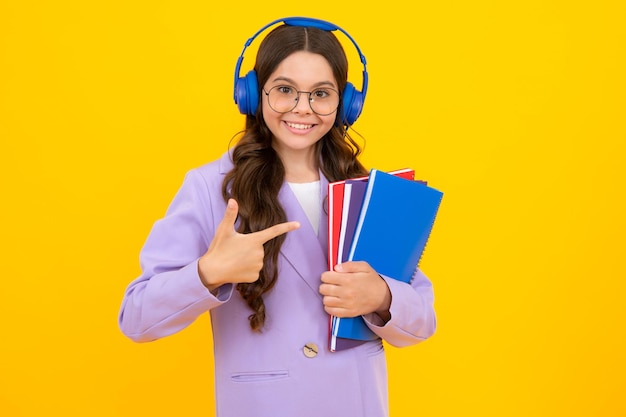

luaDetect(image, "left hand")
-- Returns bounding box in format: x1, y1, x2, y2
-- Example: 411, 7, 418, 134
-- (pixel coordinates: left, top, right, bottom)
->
319, 261, 392, 320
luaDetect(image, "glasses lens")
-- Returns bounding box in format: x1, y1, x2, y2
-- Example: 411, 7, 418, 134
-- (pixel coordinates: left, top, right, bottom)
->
267, 86, 298, 113
267, 86, 339, 115
309, 88, 339, 115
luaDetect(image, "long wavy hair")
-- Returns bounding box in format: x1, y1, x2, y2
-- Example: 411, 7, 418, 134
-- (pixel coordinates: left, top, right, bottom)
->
222, 24, 368, 331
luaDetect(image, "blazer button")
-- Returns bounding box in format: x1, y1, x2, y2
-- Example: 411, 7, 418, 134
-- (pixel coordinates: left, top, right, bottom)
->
303, 342, 319, 358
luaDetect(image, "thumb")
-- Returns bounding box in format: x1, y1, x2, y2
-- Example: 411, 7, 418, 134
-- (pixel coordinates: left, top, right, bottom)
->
215, 198, 239, 237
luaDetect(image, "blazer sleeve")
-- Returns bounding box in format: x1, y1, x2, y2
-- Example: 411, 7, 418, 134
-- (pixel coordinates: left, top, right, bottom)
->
118, 169, 234, 343
362, 268, 436, 347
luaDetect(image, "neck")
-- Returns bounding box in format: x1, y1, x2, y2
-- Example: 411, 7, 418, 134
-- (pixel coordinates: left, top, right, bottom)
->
275, 148, 319, 183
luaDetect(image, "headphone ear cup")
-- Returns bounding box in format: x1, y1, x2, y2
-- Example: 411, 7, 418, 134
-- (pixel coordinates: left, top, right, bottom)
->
341, 82, 364, 125
235, 70, 259, 115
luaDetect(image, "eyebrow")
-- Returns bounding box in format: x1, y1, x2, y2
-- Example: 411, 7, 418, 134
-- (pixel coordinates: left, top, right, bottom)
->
270, 76, 337, 89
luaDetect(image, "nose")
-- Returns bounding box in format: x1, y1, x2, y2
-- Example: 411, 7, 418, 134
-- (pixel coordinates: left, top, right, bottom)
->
292, 92, 312, 114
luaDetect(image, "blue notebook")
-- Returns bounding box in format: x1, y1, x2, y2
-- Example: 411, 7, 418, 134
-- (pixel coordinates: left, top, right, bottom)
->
331, 169, 443, 349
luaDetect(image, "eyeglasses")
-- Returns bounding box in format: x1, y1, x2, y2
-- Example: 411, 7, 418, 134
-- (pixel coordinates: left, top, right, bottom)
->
263, 85, 340, 116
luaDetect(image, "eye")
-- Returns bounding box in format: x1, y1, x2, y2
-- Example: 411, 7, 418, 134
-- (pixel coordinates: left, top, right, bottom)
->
276, 85, 294, 95
312, 89, 331, 99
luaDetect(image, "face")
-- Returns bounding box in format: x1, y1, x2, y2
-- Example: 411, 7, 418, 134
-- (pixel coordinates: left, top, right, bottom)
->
262, 51, 338, 160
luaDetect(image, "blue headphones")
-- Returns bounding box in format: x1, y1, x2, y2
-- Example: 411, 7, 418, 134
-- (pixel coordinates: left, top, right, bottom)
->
233, 17, 368, 126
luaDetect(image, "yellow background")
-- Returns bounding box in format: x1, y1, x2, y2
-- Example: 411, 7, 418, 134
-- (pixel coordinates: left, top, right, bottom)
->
1, 1, 625, 416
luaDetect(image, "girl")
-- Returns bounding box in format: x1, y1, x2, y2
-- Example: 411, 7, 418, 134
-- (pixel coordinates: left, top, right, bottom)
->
119, 17, 436, 417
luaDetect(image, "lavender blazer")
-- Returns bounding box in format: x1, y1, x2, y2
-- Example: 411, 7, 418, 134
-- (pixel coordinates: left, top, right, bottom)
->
118, 151, 436, 417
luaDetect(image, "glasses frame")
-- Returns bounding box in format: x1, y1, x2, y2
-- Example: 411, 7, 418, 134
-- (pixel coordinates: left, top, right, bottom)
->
262, 85, 340, 116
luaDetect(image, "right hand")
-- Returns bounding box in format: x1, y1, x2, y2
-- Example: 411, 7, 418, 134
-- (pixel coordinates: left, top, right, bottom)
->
198, 198, 300, 292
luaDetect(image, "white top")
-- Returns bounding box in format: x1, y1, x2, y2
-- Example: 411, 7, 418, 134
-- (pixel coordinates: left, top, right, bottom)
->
288, 180, 321, 235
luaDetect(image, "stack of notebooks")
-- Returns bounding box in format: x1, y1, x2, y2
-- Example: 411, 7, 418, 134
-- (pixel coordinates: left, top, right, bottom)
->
327, 168, 444, 352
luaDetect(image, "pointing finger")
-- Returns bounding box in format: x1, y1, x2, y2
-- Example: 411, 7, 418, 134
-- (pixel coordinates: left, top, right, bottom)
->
252, 221, 301, 244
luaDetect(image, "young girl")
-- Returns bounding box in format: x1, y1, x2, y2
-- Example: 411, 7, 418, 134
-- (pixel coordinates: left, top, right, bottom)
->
119, 17, 436, 417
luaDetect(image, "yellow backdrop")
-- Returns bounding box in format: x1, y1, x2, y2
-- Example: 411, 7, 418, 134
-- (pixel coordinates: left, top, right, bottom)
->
1, 1, 624, 416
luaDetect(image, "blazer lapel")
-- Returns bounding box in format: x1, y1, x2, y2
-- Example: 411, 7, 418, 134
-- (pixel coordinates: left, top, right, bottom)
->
278, 174, 329, 297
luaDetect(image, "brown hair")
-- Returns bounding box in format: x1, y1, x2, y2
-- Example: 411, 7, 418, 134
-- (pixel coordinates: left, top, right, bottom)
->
222, 24, 368, 331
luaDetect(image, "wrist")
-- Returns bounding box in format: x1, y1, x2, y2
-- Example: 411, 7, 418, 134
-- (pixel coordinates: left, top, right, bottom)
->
374, 277, 392, 322
198, 256, 222, 294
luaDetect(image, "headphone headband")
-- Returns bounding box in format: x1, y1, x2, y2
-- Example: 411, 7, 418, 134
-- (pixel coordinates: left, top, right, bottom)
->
233, 17, 368, 125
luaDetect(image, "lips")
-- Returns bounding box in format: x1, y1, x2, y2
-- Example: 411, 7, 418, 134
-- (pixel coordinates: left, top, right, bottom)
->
285, 121, 314, 130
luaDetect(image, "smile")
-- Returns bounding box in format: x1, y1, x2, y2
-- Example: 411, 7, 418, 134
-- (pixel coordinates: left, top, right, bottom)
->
285, 121, 314, 130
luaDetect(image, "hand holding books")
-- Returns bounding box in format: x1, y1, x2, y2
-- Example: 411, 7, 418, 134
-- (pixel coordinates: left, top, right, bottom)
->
320, 260, 392, 321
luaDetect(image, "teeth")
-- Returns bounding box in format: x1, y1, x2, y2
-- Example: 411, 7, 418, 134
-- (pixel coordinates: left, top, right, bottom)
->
286, 122, 313, 130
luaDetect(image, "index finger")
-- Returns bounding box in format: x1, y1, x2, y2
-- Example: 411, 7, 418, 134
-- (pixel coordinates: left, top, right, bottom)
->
252, 221, 301, 244
334, 261, 372, 273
